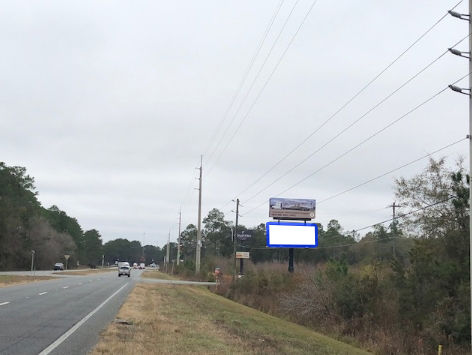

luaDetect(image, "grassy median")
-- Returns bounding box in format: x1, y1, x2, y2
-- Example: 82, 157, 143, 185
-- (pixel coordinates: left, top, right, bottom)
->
90, 275, 371, 355
52, 268, 116, 276
0, 275, 57, 287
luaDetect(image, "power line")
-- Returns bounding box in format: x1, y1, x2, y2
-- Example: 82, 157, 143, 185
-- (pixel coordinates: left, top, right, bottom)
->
181, 168, 197, 207
205, 0, 320, 178
246, 236, 402, 251
353, 196, 455, 233
317, 137, 467, 204
242, 36, 469, 205
218, 3, 464, 211
202, 0, 286, 161
205, 0, 300, 170
243, 73, 470, 216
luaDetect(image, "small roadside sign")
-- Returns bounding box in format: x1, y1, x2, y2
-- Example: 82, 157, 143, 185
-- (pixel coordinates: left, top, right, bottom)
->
236, 252, 250, 259
64, 254, 70, 260
237, 230, 253, 241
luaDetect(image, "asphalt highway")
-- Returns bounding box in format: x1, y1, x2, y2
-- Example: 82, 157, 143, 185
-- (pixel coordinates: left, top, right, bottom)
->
0, 269, 141, 355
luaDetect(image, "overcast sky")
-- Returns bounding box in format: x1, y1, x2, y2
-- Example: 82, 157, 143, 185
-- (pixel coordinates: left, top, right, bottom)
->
1, 0, 469, 247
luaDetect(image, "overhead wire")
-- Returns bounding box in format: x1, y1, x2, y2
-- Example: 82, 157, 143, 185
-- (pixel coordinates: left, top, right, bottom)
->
245, 237, 402, 250
242, 72, 471, 216
218, 1, 464, 211
241, 34, 470, 205
353, 196, 455, 233
317, 137, 467, 205
205, 0, 320, 178
205, 0, 300, 170
202, 0, 286, 161
181, 168, 197, 207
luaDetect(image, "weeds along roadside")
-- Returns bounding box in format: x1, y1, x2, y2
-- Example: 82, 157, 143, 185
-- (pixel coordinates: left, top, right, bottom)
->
164, 256, 470, 355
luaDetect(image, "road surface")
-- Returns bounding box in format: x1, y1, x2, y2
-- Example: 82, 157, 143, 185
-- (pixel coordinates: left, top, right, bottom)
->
0, 269, 217, 355
0, 269, 139, 355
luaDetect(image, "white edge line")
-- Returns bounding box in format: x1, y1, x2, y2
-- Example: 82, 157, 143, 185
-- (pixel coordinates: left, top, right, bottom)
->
38, 292, 47, 296
0, 302, 10, 306
38, 283, 128, 355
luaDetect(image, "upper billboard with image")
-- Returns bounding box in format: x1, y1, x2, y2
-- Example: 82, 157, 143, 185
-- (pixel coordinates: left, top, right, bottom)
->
269, 198, 316, 220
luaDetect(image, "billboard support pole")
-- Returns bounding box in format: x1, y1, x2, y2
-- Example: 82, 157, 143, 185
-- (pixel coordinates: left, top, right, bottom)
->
239, 258, 244, 276
288, 248, 294, 273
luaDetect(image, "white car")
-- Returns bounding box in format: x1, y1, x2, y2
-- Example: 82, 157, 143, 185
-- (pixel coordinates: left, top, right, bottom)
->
118, 266, 131, 277
54, 263, 64, 271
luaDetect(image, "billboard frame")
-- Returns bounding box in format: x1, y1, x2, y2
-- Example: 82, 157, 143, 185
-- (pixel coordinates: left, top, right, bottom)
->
266, 221, 318, 248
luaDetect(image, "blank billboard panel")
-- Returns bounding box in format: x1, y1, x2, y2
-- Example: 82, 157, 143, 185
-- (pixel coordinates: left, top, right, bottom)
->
266, 222, 318, 248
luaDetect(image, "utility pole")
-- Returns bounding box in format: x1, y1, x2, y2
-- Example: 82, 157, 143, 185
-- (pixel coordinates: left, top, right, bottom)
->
142, 232, 146, 263
232, 199, 240, 281
468, 4, 471, 351
196, 156, 203, 274
447, 3, 472, 350
177, 206, 181, 266
388, 202, 402, 258
166, 230, 170, 273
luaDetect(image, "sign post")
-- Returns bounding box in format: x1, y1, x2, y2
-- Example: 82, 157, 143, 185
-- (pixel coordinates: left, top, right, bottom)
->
235, 252, 250, 277
64, 254, 70, 270
31, 250, 35, 276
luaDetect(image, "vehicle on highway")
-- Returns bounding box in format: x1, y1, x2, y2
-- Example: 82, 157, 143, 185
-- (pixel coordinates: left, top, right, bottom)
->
138, 263, 145, 269
118, 265, 131, 277
133, 263, 138, 269
54, 262, 64, 270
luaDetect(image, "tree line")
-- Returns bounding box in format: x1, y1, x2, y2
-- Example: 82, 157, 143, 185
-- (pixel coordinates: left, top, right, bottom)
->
0, 161, 174, 270
0, 162, 104, 269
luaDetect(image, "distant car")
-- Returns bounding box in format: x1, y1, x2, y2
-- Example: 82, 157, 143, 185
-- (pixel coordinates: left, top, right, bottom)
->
118, 265, 131, 277
54, 263, 64, 271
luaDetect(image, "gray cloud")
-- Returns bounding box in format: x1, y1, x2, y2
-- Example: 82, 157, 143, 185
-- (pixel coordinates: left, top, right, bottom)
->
1, 0, 468, 247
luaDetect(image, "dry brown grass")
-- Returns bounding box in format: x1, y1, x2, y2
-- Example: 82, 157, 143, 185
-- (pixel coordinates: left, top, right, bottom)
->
141, 270, 176, 280
89, 280, 371, 355
0, 275, 57, 287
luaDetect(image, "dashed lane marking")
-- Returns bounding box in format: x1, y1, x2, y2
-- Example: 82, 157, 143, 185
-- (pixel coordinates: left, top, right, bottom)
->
38, 283, 129, 355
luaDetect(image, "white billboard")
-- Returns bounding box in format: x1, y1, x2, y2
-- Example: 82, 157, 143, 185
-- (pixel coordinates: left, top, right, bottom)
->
266, 222, 318, 248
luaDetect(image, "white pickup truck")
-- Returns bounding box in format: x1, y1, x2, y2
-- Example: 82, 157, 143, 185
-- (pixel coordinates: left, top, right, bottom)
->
118, 265, 131, 277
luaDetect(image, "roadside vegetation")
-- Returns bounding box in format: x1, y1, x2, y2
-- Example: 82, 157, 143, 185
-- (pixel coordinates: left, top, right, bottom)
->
90, 276, 371, 355
0, 275, 56, 287
167, 158, 471, 355
52, 268, 116, 276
